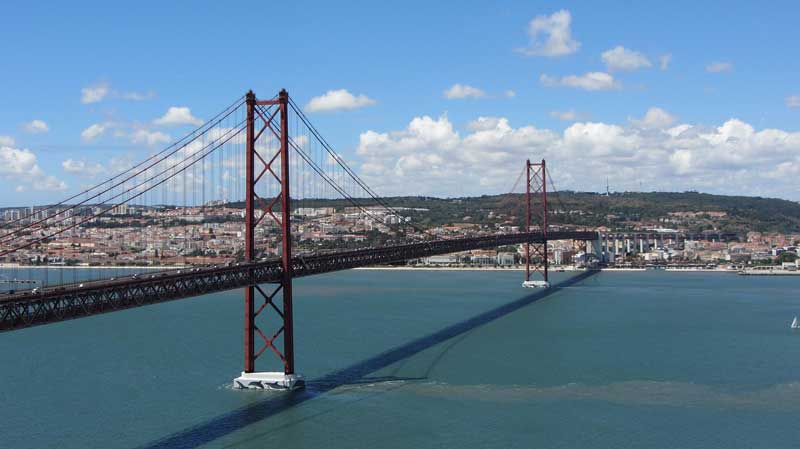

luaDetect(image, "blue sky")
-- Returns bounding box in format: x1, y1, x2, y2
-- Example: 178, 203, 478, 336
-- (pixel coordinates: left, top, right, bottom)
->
2, 0, 800, 205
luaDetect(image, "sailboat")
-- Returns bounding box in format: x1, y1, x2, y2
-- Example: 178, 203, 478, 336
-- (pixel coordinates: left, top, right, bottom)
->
791, 317, 799, 330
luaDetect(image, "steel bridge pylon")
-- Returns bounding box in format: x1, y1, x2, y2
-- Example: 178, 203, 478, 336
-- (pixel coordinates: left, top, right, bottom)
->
234, 90, 304, 390
524, 159, 549, 287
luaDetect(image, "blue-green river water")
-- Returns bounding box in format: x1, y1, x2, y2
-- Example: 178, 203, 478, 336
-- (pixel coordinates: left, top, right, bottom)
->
2, 269, 800, 448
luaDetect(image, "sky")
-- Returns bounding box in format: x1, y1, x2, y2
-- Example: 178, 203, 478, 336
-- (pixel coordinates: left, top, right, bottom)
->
1, 0, 800, 206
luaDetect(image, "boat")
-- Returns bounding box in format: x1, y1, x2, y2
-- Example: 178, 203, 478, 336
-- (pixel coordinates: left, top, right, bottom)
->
791, 317, 799, 329
522, 280, 550, 289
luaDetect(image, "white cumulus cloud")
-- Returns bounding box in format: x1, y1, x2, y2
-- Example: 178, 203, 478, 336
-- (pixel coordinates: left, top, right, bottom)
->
23, 119, 49, 134
62, 159, 106, 178
350, 109, 800, 199
466, 117, 504, 132
540, 72, 619, 91
443, 84, 486, 99
356, 114, 556, 195
601, 46, 652, 72
81, 123, 107, 141
669, 150, 694, 175
786, 95, 800, 108
81, 83, 110, 104
0, 145, 67, 191
0, 146, 38, 178
81, 83, 154, 103
33, 176, 68, 192
517, 10, 580, 57
305, 89, 376, 112
629, 107, 677, 129
131, 129, 171, 146
0, 135, 14, 146
154, 107, 204, 126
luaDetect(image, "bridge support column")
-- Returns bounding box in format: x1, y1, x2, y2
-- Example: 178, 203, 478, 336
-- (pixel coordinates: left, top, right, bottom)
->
235, 89, 304, 391
523, 159, 549, 288
594, 238, 600, 261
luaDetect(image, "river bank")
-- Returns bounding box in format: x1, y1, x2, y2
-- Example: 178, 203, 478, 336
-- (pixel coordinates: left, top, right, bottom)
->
353, 266, 738, 273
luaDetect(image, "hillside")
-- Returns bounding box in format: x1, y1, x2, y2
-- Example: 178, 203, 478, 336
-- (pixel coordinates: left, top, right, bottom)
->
293, 191, 800, 234
6, 192, 799, 235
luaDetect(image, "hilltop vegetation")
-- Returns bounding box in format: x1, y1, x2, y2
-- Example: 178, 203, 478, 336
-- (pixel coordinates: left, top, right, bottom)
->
303, 191, 800, 234
10, 191, 795, 235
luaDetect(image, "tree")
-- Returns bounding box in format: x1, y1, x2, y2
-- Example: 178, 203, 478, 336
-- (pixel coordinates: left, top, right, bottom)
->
777, 252, 798, 264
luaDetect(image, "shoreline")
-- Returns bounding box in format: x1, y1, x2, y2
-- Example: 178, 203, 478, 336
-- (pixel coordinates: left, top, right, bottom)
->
354, 266, 800, 275
2, 264, 795, 276
353, 266, 740, 273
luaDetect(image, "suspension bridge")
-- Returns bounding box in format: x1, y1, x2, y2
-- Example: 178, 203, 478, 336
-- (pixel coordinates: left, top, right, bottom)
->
0, 90, 598, 389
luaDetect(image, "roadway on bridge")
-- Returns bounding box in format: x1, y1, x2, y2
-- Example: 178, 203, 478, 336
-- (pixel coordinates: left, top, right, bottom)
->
0, 231, 597, 332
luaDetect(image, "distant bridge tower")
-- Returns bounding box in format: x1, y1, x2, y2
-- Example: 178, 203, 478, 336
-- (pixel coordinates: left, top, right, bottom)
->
525, 159, 548, 285
234, 90, 303, 390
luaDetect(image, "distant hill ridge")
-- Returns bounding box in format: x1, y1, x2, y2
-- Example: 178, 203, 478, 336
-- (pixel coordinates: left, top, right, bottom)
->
283, 191, 800, 234
4, 191, 798, 234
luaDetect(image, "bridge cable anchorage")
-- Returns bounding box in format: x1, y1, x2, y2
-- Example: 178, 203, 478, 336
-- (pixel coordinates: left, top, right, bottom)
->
0, 97, 247, 245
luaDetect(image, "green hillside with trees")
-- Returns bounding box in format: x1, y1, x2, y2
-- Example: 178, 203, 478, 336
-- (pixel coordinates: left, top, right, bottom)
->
294, 191, 800, 234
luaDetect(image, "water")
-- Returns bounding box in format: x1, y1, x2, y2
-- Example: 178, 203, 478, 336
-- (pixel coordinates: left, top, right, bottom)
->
2, 269, 800, 448
0, 266, 165, 291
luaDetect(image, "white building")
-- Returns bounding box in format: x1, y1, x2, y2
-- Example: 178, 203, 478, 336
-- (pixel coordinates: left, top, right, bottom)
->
425, 255, 459, 265
3, 209, 21, 221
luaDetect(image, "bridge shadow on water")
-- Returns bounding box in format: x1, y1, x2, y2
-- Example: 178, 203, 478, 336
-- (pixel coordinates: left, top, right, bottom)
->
139, 270, 598, 449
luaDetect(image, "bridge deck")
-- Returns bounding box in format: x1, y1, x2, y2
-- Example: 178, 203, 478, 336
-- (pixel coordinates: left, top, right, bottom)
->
0, 231, 596, 332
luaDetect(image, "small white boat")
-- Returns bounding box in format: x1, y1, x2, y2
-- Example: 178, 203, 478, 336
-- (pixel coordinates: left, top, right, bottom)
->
522, 280, 550, 289
791, 317, 799, 330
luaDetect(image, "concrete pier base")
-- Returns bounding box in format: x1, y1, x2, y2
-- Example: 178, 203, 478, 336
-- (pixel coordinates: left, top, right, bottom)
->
233, 372, 305, 390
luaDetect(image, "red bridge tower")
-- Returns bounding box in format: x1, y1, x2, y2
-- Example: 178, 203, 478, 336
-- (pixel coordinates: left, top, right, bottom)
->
233, 90, 303, 390
524, 159, 549, 288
